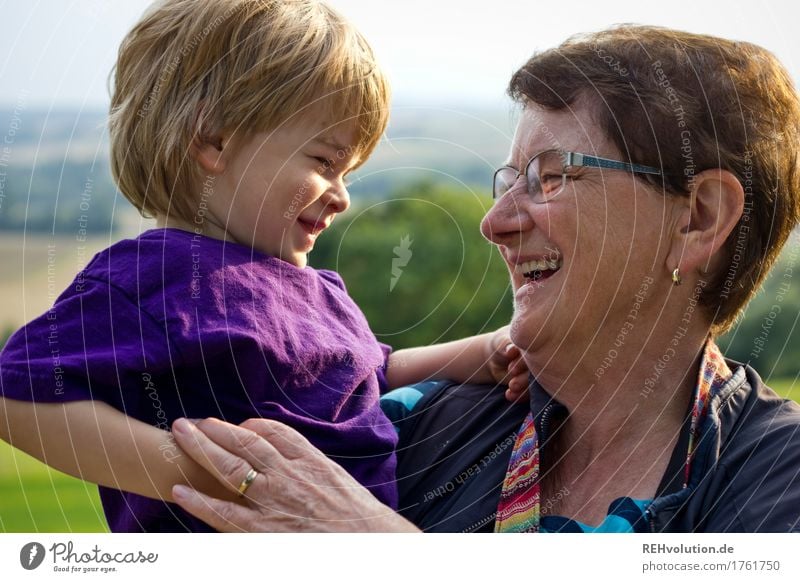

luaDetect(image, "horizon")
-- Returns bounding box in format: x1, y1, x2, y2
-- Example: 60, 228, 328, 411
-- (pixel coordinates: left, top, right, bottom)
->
1, 0, 796, 109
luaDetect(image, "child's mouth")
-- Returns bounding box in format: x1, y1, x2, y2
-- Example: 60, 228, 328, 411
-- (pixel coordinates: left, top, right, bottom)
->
297, 219, 327, 237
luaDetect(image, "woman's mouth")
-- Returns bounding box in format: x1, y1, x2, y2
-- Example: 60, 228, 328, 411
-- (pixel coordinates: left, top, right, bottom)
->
514, 257, 563, 284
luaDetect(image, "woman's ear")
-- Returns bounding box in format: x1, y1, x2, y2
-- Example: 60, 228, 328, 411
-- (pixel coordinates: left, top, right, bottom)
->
667, 169, 745, 276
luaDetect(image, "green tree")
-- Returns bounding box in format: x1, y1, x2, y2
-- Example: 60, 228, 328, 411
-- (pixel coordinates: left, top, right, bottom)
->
310, 181, 513, 349
719, 240, 800, 380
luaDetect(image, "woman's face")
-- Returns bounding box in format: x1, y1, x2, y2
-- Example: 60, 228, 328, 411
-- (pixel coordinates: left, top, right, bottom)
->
481, 104, 677, 364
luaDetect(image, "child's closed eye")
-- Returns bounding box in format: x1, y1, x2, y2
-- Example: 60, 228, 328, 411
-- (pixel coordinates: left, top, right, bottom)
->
311, 156, 334, 170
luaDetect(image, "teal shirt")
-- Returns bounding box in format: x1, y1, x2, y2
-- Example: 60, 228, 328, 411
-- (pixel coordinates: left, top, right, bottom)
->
540, 498, 652, 533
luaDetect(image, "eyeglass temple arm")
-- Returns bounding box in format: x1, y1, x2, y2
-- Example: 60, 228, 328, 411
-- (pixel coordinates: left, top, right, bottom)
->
566, 152, 663, 176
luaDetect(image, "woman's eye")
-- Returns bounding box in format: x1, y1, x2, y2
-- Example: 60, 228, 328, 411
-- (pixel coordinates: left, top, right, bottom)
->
541, 174, 562, 186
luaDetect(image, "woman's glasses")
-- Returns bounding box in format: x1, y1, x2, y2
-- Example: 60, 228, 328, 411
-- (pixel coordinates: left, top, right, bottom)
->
492, 150, 664, 203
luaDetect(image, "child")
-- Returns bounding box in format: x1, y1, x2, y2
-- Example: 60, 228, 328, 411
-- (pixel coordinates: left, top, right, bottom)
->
0, 0, 526, 532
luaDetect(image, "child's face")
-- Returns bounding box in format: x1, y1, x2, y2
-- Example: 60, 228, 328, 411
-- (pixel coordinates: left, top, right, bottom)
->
201, 105, 361, 268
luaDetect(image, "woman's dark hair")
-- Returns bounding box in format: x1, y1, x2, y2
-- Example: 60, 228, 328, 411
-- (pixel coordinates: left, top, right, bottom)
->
510, 25, 800, 334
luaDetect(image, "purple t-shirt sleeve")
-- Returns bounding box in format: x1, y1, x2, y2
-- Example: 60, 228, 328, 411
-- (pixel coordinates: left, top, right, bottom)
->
317, 268, 393, 392
376, 342, 393, 394
0, 276, 175, 409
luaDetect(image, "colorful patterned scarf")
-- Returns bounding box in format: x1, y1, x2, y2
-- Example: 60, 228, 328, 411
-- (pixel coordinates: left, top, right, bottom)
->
494, 341, 732, 533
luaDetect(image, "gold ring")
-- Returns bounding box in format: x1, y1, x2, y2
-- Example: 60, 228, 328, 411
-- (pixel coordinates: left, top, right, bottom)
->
237, 468, 258, 497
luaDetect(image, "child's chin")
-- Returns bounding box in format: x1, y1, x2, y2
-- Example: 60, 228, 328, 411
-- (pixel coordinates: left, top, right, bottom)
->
281, 252, 307, 268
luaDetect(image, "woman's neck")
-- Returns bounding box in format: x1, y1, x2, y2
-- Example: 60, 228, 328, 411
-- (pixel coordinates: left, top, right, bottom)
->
529, 325, 707, 466
531, 326, 709, 523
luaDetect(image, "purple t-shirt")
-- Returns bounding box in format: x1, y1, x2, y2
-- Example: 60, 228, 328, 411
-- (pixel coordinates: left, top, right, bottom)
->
0, 228, 398, 531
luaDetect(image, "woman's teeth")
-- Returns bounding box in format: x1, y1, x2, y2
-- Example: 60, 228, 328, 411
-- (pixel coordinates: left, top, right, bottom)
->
514, 257, 562, 279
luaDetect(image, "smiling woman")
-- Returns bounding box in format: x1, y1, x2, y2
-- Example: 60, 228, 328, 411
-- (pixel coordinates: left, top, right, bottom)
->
167, 25, 800, 534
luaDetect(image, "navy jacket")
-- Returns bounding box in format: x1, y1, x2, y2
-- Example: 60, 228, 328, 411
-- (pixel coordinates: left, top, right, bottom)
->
393, 361, 800, 532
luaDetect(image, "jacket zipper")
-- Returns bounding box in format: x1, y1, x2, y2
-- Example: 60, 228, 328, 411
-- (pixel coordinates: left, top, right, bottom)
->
539, 404, 555, 442
462, 512, 497, 533
645, 507, 657, 532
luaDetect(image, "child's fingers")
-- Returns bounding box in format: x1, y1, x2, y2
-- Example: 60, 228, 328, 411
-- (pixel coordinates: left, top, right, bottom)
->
505, 386, 525, 402
510, 375, 527, 392
504, 343, 521, 360
492, 344, 519, 368
504, 375, 526, 401
507, 354, 527, 376
514, 373, 530, 390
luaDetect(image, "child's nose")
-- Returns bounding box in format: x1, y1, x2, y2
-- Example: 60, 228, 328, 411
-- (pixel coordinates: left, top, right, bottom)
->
327, 181, 350, 213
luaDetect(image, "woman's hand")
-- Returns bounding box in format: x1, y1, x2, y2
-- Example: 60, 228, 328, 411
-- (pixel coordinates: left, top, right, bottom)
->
486, 326, 530, 402
169, 417, 419, 532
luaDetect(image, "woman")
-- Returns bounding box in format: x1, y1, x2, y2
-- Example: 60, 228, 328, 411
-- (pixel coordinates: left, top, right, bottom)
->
168, 25, 800, 532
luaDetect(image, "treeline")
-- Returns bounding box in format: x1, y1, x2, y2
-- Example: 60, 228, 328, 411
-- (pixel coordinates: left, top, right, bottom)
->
0, 160, 120, 234
719, 239, 800, 379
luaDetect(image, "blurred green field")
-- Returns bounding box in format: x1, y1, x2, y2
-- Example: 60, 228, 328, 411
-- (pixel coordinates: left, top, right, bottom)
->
0, 441, 108, 532
0, 377, 797, 533
769, 377, 799, 403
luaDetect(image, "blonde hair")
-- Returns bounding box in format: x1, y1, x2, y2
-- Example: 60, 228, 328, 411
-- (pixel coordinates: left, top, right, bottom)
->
109, 0, 390, 221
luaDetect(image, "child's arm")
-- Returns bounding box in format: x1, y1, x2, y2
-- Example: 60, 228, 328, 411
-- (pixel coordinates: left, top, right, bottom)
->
0, 396, 239, 504
385, 325, 529, 398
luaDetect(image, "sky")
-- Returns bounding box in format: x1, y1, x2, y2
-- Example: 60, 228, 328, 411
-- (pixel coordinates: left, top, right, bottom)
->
0, 0, 797, 109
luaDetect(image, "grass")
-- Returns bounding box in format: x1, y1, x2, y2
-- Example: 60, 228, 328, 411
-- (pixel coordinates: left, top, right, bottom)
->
0, 440, 108, 532
0, 379, 797, 533
767, 377, 799, 403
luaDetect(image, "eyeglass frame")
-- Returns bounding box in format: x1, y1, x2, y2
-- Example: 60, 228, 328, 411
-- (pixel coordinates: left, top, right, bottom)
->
492, 149, 664, 203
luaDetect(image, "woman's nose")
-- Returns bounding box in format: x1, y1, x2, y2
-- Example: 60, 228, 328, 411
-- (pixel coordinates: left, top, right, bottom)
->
480, 191, 535, 246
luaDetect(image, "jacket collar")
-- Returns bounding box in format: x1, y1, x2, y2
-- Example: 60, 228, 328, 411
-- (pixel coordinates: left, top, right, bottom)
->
525, 341, 750, 496
526, 341, 739, 437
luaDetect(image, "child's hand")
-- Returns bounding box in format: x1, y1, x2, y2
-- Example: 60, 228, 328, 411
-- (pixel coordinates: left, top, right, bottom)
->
486, 327, 530, 402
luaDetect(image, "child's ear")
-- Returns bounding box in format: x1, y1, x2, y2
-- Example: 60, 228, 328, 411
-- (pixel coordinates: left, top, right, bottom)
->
190, 103, 229, 175
191, 131, 228, 175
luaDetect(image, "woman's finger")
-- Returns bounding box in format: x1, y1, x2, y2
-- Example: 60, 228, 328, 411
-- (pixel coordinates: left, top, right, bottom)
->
171, 484, 256, 532
189, 418, 351, 508
194, 417, 286, 469
172, 418, 268, 495
192, 418, 329, 504
239, 418, 317, 461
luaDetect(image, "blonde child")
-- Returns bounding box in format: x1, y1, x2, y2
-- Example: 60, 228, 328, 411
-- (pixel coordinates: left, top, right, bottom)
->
0, 0, 525, 532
